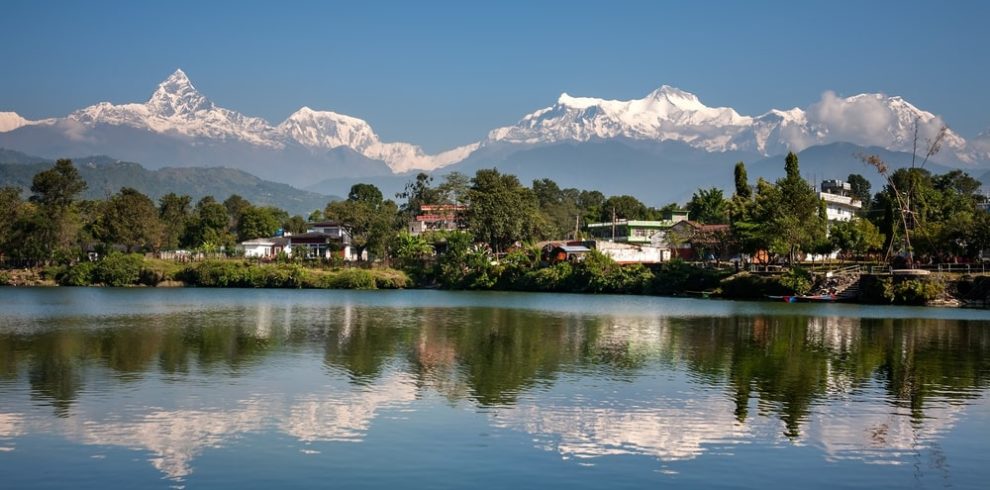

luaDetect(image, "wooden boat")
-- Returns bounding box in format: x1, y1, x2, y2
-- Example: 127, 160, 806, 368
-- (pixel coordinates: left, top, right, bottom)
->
766, 295, 798, 303
765, 294, 836, 303
795, 294, 837, 303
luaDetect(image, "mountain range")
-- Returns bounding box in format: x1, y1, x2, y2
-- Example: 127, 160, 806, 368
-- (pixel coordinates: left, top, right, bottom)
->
0, 149, 335, 216
1, 69, 987, 203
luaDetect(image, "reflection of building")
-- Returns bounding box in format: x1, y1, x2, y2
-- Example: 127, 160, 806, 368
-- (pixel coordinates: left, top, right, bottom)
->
408, 204, 467, 235
819, 180, 862, 222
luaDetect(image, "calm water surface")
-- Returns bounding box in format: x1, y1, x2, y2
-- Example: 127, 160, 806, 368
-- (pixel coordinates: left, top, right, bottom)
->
0, 288, 988, 489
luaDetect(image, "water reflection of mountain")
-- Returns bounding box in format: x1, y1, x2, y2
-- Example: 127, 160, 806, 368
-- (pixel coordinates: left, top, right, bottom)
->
0, 302, 988, 480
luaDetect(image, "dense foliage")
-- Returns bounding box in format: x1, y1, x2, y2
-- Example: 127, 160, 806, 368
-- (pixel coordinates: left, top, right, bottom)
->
2, 157, 988, 307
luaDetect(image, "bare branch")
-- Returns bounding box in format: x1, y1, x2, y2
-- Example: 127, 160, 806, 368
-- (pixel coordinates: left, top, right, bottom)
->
919, 125, 947, 169
858, 153, 888, 176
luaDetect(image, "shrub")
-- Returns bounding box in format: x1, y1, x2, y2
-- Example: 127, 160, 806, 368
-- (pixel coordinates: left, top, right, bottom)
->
327, 268, 377, 289
41, 265, 65, 281
0, 271, 10, 286
178, 260, 246, 287
779, 267, 813, 295
885, 277, 945, 305
720, 272, 791, 299
92, 253, 144, 286
262, 264, 307, 288
58, 262, 96, 286
373, 269, 410, 289
524, 262, 573, 292
620, 264, 654, 294
569, 250, 623, 293
495, 248, 539, 290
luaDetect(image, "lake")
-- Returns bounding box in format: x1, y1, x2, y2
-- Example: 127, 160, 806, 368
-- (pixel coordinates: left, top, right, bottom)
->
0, 288, 988, 489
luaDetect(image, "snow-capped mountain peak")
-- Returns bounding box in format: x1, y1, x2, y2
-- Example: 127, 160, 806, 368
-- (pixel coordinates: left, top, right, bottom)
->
488, 85, 753, 151
0, 112, 34, 132
645, 85, 707, 109
146, 68, 213, 117
278, 106, 379, 150
5, 72, 985, 177
66, 69, 276, 146
488, 85, 975, 162
276, 105, 480, 173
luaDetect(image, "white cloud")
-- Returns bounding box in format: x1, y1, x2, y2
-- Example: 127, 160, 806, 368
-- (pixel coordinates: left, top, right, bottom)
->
804, 91, 948, 151
57, 119, 93, 142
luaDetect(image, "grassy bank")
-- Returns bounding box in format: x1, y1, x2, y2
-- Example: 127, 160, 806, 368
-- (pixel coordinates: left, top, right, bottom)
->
23, 254, 410, 290
4, 251, 984, 308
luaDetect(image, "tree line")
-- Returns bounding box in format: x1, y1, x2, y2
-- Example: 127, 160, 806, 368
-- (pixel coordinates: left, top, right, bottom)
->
2, 154, 988, 268
0, 159, 313, 264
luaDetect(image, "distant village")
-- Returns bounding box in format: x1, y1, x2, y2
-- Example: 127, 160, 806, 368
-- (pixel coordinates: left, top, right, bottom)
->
237, 172, 869, 267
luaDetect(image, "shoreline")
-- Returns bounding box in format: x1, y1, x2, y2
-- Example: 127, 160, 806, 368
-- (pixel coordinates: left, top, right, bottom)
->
3, 265, 985, 309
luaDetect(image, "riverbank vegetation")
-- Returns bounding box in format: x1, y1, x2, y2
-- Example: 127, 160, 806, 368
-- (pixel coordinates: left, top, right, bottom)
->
2, 154, 988, 305
44, 255, 409, 289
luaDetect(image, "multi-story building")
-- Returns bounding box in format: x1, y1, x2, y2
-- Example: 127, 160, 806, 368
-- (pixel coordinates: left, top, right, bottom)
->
585, 210, 689, 244
407, 204, 467, 235
819, 180, 862, 222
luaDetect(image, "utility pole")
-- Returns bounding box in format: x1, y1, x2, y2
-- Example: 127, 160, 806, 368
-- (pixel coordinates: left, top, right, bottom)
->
574, 214, 580, 240
611, 207, 616, 242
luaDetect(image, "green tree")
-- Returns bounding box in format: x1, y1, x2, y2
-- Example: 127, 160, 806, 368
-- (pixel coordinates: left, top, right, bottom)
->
687, 187, 729, 224
532, 178, 582, 239
325, 183, 399, 260
307, 209, 325, 222
237, 206, 281, 241
601, 194, 650, 221
348, 183, 384, 205
30, 159, 87, 210
397, 172, 443, 215
93, 188, 163, 252
0, 187, 24, 250
159, 193, 192, 250
733, 154, 826, 263
772, 152, 827, 263
577, 190, 606, 227
185, 196, 233, 250
26, 159, 88, 263
437, 171, 471, 204
846, 173, 871, 208
283, 215, 309, 235
465, 169, 540, 253
734, 162, 751, 199
223, 194, 252, 231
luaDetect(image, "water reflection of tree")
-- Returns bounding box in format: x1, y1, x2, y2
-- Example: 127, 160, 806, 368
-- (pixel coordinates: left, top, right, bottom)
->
2, 311, 288, 416
724, 316, 831, 437
717, 316, 990, 437
2, 307, 988, 435
26, 330, 86, 417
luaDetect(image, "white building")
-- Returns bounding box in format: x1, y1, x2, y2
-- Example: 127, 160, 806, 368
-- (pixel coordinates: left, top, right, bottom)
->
235, 221, 367, 261
595, 241, 670, 264
239, 238, 280, 258
819, 180, 862, 222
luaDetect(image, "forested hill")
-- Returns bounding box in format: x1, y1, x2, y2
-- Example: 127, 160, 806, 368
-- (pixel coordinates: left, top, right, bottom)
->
0, 151, 337, 215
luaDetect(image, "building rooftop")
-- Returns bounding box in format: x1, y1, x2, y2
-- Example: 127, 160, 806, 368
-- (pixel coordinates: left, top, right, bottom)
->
586, 220, 675, 228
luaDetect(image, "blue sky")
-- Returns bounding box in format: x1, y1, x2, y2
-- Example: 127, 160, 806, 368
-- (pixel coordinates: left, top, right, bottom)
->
2, 0, 988, 152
